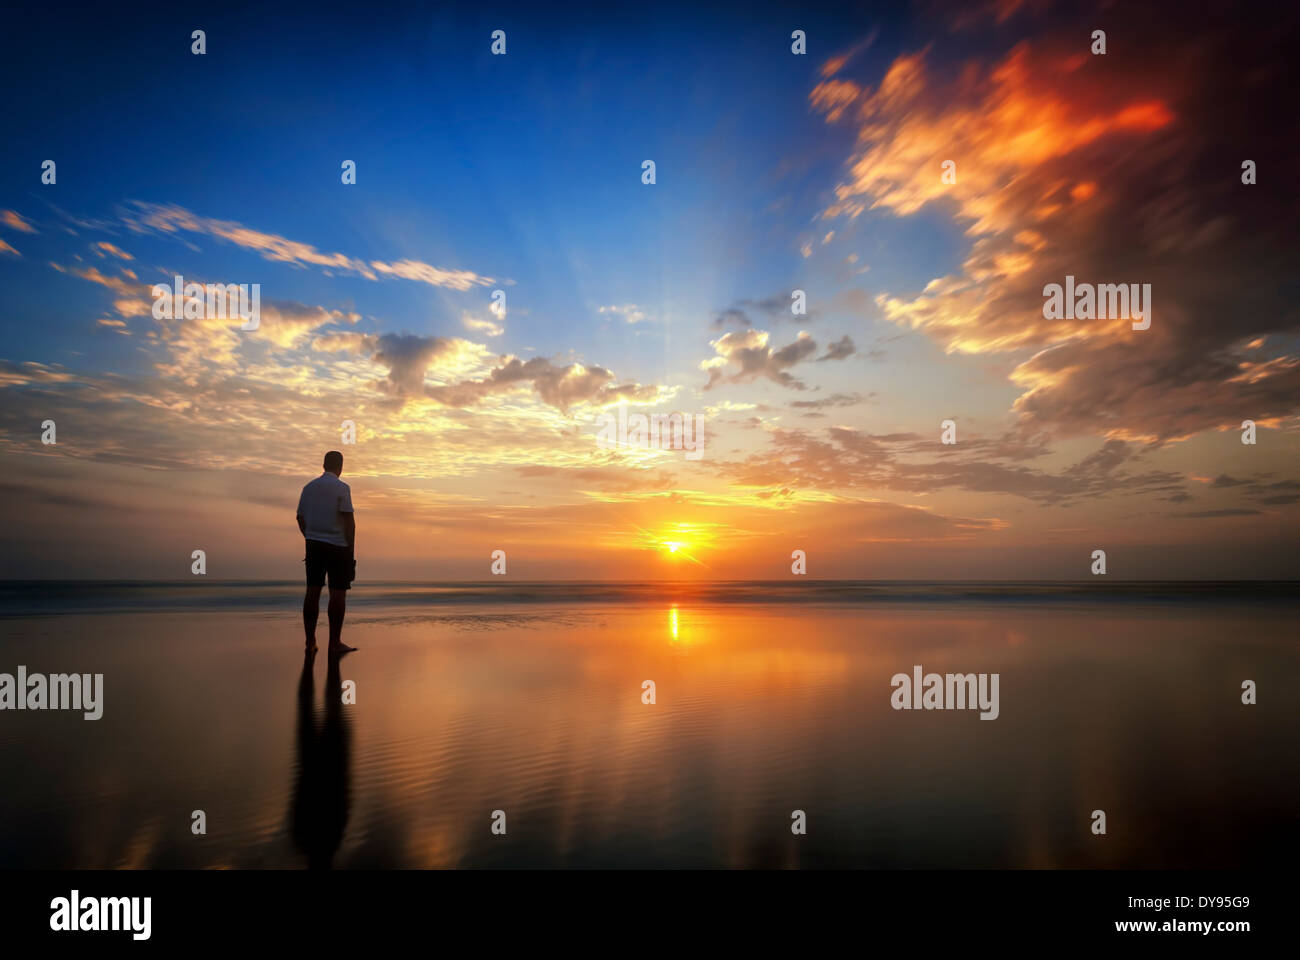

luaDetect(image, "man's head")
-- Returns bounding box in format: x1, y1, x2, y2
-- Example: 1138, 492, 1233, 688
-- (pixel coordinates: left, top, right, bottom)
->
323, 451, 344, 476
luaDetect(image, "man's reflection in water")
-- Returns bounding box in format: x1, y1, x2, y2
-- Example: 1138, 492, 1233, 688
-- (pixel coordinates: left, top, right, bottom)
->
291, 650, 352, 868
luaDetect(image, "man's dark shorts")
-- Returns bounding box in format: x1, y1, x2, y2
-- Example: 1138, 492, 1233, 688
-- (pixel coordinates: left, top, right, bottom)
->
305, 539, 354, 590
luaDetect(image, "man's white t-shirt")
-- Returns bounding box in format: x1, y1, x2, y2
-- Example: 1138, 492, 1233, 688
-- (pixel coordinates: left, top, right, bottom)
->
297, 472, 354, 547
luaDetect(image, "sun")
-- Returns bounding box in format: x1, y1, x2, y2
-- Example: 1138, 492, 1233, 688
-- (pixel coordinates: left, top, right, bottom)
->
628, 521, 712, 567
654, 528, 707, 566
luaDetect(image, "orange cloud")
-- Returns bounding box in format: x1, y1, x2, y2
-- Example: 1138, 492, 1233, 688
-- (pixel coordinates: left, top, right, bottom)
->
812, 18, 1300, 442
2, 210, 36, 233
91, 241, 134, 260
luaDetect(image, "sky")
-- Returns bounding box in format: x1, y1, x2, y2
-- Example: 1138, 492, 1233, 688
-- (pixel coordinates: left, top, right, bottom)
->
1, 0, 1298, 580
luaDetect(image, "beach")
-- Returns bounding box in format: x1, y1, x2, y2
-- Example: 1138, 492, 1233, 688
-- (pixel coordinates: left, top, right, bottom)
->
0, 582, 1295, 869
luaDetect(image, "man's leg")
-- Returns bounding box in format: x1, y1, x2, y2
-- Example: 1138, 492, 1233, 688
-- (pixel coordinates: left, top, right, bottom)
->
327, 588, 349, 650
304, 584, 323, 650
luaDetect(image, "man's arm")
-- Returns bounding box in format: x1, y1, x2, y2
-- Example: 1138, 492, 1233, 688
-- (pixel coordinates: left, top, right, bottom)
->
297, 513, 307, 537
339, 487, 356, 550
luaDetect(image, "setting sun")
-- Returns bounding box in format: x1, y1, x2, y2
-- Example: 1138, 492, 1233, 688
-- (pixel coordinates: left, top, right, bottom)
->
637, 522, 714, 567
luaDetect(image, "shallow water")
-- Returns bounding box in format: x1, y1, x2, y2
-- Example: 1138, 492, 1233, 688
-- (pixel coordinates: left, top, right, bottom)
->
0, 586, 1295, 868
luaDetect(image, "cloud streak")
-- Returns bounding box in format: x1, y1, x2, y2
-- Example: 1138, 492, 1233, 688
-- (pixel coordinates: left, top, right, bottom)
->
122, 202, 493, 291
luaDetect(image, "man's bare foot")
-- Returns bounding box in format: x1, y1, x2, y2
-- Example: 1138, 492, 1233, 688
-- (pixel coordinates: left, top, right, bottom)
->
328, 642, 356, 656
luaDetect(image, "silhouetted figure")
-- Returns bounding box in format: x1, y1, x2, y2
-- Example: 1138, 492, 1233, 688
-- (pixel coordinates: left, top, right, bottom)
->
297, 450, 357, 654
290, 650, 352, 869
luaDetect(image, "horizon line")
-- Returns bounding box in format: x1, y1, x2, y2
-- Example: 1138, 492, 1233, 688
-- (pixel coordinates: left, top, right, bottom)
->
3, 578, 1297, 585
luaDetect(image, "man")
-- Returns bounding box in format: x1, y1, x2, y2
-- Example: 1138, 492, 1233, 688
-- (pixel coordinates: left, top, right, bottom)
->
297, 451, 357, 655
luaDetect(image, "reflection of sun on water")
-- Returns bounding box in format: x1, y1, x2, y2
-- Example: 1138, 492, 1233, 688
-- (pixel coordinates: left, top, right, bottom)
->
666, 606, 709, 648
667, 605, 701, 647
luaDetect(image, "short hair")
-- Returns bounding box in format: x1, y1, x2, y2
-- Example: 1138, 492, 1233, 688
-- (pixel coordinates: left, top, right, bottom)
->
323, 450, 344, 473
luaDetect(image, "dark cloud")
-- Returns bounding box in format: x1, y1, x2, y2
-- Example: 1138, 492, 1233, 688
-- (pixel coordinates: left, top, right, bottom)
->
721, 426, 1188, 507
372, 333, 462, 395
427, 355, 659, 412
789, 392, 870, 410
702, 330, 822, 391
816, 335, 857, 362
710, 292, 813, 330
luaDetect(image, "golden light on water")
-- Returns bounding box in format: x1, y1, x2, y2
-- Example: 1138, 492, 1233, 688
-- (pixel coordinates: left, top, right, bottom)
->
666, 605, 703, 648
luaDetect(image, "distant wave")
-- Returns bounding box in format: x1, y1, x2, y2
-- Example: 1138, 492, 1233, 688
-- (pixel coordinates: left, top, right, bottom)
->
0, 580, 1295, 616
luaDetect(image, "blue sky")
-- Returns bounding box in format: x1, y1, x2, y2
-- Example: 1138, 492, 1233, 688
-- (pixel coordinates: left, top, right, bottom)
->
5, 3, 909, 351
1, 1, 966, 387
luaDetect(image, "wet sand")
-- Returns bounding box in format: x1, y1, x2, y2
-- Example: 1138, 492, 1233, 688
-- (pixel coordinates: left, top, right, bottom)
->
0, 587, 1295, 868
